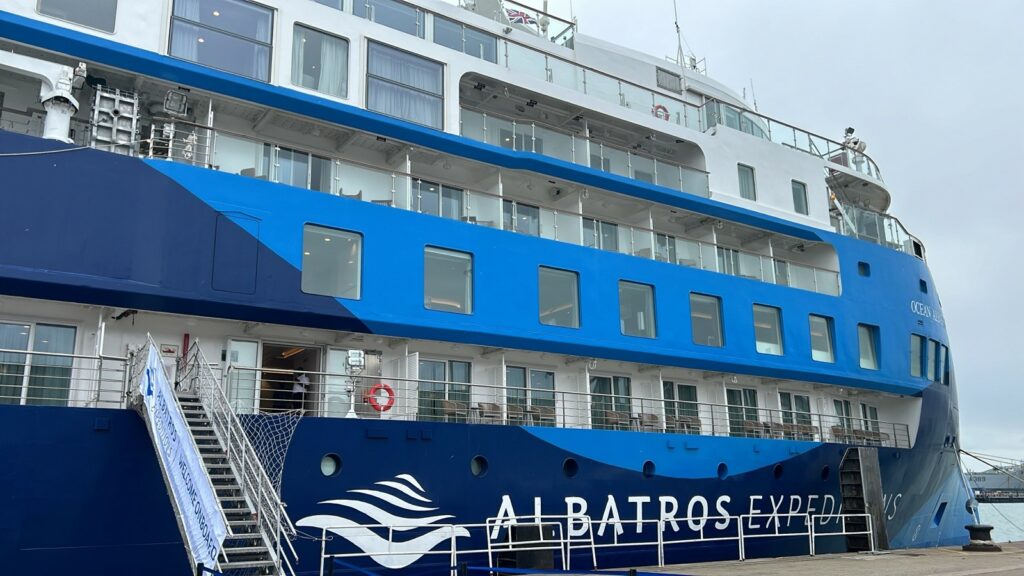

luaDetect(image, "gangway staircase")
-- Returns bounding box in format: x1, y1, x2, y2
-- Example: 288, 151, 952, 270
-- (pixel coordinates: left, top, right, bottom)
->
838, 447, 889, 552
130, 336, 299, 575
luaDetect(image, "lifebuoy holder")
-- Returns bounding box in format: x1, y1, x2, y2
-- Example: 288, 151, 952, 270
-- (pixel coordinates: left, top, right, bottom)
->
652, 104, 670, 121
366, 382, 396, 412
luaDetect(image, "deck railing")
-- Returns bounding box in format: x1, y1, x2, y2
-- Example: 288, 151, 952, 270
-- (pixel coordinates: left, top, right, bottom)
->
224, 367, 911, 448
0, 348, 130, 408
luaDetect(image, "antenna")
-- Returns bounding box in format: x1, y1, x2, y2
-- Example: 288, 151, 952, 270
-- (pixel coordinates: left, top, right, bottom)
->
749, 79, 759, 112
672, 0, 689, 91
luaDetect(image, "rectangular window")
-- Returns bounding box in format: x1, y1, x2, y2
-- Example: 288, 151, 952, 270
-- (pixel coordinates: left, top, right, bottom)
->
834, 398, 853, 430
928, 339, 940, 381
424, 247, 472, 313
726, 388, 759, 437
506, 367, 555, 412
590, 375, 632, 430
737, 164, 756, 201
910, 334, 925, 377
0, 321, 77, 406
170, 0, 273, 82
292, 25, 349, 98
367, 42, 443, 129
503, 200, 540, 236
792, 180, 808, 215
663, 381, 698, 419
312, 0, 343, 9
656, 68, 683, 93
301, 225, 362, 299
690, 293, 723, 347
39, 0, 117, 32
940, 345, 949, 385
433, 15, 497, 63
779, 391, 813, 433
582, 218, 619, 252
538, 267, 580, 328
858, 324, 880, 370
418, 358, 470, 421
355, 0, 424, 37
619, 281, 655, 338
809, 315, 834, 363
753, 304, 783, 355
415, 180, 463, 220
860, 403, 880, 432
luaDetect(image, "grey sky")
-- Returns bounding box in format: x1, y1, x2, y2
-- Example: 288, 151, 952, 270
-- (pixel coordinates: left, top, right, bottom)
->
569, 0, 1024, 464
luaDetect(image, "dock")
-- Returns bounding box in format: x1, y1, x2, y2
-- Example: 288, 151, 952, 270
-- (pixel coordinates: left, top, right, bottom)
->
640, 542, 1024, 575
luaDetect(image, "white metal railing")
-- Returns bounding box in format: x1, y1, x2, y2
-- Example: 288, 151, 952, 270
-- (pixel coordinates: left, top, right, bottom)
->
834, 201, 925, 259
314, 512, 874, 574
224, 367, 912, 449
0, 347, 130, 409
178, 341, 299, 576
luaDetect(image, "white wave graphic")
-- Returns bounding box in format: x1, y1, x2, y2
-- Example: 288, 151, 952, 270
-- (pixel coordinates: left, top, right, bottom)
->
297, 474, 470, 570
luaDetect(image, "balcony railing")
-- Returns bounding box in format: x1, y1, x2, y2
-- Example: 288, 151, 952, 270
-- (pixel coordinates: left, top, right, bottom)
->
225, 367, 912, 449
459, 107, 711, 197
834, 201, 925, 259
0, 348, 131, 409
143, 119, 839, 295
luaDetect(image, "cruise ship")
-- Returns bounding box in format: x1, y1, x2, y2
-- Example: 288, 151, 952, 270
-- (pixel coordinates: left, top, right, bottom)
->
0, 0, 974, 574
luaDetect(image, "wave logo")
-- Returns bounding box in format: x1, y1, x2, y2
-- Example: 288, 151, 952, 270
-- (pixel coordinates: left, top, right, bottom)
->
296, 473, 470, 569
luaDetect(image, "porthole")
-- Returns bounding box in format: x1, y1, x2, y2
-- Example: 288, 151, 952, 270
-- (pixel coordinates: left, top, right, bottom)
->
773, 464, 784, 480
320, 454, 341, 477
563, 458, 579, 478
470, 455, 489, 477
821, 465, 831, 481
642, 460, 656, 478
717, 462, 729, 480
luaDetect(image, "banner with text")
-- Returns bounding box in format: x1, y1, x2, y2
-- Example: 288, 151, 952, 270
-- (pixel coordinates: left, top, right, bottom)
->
140, 345, 227, 568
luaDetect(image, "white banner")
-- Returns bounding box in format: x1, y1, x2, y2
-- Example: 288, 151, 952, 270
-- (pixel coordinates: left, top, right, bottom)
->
140, 345, 227, 568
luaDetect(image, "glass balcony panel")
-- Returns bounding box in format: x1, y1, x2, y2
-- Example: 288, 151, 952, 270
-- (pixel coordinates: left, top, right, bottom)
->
676, 238, 701, 267
539, 207, 557, 240
461, 108, 485, 142
621, 82, 652, 112
514, 121, 534, 152
548, 57, 582, 91
393, 174, 411, 209
585, 70, 621, 107
556, 212, 581, 245
738, 252, 763, 281
680, 167, 710, 197
632, 229, 653, 259
630, 154, 655, 184
790, 263, 816, 291
655, 159, 682, 191
700, 243, 718, 272
336, 160, 394, 204
213, 133, 269, 179
815, 269, 840, 296
506, 42, 548, 83
769, 123, 798, 148
617, 226, 632, 255
652, 93, 689, 127
486, 114, 515, 149
465, 191, 500, 228
809, 134, 830, 157
774, 260, 790, 286
533, 124, 573, 162
603, 145, 629, 177
761, 256, 776, 283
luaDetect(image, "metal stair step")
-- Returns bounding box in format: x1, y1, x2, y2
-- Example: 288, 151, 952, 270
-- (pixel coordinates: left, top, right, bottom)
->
222, 545, 271, 555
219, 559, 277, 570
228, 519, 259, 527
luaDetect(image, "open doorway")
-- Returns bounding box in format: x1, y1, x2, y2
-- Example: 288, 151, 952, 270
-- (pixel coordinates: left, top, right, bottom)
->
260, 343, 321, 414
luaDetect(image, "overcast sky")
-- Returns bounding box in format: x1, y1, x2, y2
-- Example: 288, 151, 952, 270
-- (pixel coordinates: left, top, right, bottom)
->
559, 0, 1024, 466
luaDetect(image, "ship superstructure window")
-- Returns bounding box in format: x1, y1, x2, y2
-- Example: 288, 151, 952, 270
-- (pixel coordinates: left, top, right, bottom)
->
737, 164, 756, 201
939, 345, 949, 385
656, 68, 683, 93
726, 388, 759, 437
292, 25, 349, 98
39, 0, 117, 33
415, 180, 464, 219
301, 225, 361, 299
418, 358, 470, 421
619, 281, 655, 338
792, 180, 808, 215
663, 381, 698, 419
858, 324, 880, 370
170, 0, 273, 82
538, 267, 579, 328
583, 218, 619, 252
779, 392, 812, 427
355, 0, 424, 37
753, 304, 782, 355
367, 42, 443, 129
927, 339, 940, 381
860, 403, 880, 432
503, 200, 541, 236
312, 0, 343, 9
910, 334, 925, 377
590, 375, 632, 430
809, 315, 834, 363
506, 367, 556, 423
690, 293, 723, 347
434, 15, 498, 63
834, 398, 854, 430
0, 322, 76, 406
424, 247, 472, 313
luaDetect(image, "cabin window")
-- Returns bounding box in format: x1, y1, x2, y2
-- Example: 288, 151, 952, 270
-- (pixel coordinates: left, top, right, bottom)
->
928, 339, 940, 381
656, 68, 683, 93
169, 0, 274, 82
910, 334, 926, 377
301, 225, 362, 299
737, 164, 756, 200
858, 324, 880, 370
424, 247, 472, 313
779, 392, 812, 427
292, 25, 349, 98
434, 15, 498, 63
792, 180, 809, 215
355, 0, 424, 37
367, 41, 443, 129
753, 304, 783, 355
590, 375, 632, 430
38, 0, 117, 32
690, 293, 723, 347
726, 388, 759, 437
809, 315, 834, 363
503, 200, 541, 236
538, 267, 580, 328
663, 381, 698, 419
582, 218, 619, 252
619, 281, 656, 338
312, 0, 343, 9
940, 345, 949, 385
415, 180, 464, 220
506, 367, 556, 419
860, 403, 880, 432
0, 322, 77, 406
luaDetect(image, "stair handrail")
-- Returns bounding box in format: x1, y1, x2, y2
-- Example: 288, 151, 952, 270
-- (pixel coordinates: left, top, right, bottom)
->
180, 340, 298, 576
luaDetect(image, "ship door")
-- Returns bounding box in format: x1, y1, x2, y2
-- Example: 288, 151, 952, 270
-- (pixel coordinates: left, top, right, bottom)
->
226, 339, 259, 414
259, 343, 321, 414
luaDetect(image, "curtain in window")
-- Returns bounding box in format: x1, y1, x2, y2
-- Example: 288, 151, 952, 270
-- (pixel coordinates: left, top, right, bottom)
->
171, 0, 201, 61
368, 43, 442, 128
253, 16, 270, 81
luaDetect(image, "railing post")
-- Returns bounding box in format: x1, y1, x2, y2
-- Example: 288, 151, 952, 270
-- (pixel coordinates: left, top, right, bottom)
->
737, 516, 745, 561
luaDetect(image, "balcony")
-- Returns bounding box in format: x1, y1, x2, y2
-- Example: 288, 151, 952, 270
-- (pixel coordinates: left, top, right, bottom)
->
833, 202, 926, 260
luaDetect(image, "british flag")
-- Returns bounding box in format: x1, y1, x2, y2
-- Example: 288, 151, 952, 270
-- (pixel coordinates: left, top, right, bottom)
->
505, 8, 537, 25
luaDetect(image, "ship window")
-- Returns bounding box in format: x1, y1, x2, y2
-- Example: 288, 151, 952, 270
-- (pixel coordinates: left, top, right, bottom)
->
415, 180, 463, 220
910, 334, 925, 377
0, 322, 77, 406
928, 339, 940, 381
663, 381, 698, 419
301, 225, 362, 300
656, 68, 683, 93
792, 180, 809, 215
590, 375, 632, 430
726, 388, 759, 437
312, 0, 343, 9
424, 247, 472, 313
538, 267, 580, 328
169, 0, 274, 82
503, 200, 541, 236
619, 281, 655, 338
292, 25, 349, 98
779, 392, 812, 429
858, 324, 880, 370
737, 164, 756, 201
753, 304, 783, 355
38, 0, 117, 33
919, 279, 928, 293
367, 41, 443, 129
860, 403, 880, 432
506, 367, 556, 416
809, 314, 834, 363
940, 345, 949, 385
583, 218, 619, 252
355, 0, 424, 37
690, 293, 723, 347
434, 15, 497, 63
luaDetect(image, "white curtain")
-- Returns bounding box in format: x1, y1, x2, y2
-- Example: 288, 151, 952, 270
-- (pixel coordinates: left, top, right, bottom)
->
171, 0, 201, 61
318, 33, 347, 97
368, 43, 442, 128
253, 16, 271, 81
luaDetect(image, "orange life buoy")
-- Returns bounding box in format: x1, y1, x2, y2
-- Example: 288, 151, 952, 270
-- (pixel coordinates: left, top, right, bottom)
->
652, 104, 670, 121
366, 382, 396, 412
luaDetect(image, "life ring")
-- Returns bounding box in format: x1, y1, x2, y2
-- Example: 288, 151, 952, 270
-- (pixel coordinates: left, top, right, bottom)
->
652, 104, 670, 121
366, 382, 396, 412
